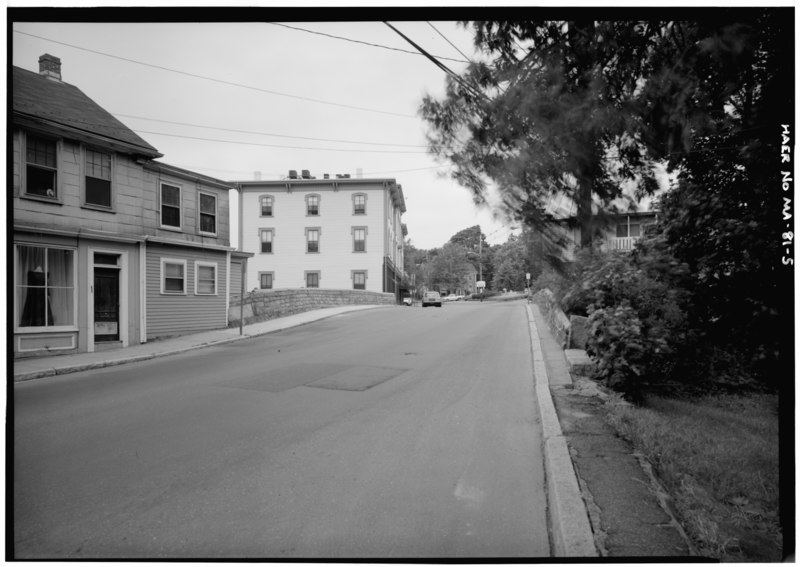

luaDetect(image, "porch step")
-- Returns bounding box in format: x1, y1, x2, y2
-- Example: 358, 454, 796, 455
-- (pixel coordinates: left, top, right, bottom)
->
93, 341, 124, 352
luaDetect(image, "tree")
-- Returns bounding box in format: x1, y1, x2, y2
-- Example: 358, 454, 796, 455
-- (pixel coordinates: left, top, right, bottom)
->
638, 12, 793, 385
421, 20, 665, 250
491, 235, 529, 291
429, 242, 474, 293
448, 225, 493, 283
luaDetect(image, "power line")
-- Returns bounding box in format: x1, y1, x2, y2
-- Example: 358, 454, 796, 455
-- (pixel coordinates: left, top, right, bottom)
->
133, 129, 432, 154
14, 30, 417, 119
268, 22, 469, 64
426, 22, 472, 63
116, 113, 450, 149
383, 22, 488, 104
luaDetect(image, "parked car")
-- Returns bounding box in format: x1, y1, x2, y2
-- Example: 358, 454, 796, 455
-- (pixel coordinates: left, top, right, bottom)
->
422, 291, 442, 307
445, 293, 460, 302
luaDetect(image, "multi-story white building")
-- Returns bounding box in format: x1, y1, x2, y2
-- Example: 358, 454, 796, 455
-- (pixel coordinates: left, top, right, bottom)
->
236, 172, 407, 299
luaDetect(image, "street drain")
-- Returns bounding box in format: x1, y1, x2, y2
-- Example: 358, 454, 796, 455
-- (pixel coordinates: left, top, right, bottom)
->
306, 366, 407, 391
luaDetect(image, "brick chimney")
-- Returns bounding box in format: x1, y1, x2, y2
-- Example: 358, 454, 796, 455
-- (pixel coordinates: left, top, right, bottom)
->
38, 54, 62, 81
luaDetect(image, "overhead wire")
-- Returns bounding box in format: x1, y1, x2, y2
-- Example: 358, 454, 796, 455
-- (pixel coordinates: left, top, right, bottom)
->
425, 21, 472, 63
268, 22, 469, 64
13, 29, 416, 119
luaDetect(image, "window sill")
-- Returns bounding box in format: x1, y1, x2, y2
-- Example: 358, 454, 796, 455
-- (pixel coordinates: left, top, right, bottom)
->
20, 194, 63, 205
159, 225, 183, 232
160, 291, 187, 296
81, 204, 115, 213
198, 231, 218, 237
15, 326, 78, 334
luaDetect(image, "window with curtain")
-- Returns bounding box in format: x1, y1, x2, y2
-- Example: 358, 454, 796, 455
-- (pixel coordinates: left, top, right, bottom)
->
353, 194, 366, 215
17, 245, 75, 328
307, 229, 319, 253
353, 271, 366, 290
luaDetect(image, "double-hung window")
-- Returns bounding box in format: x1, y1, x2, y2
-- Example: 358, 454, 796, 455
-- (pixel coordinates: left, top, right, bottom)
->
85, 149, 112, 208
195, 262, 217, 295
616, 222, 642, 238
160, 183, 182, 229
353, 271, 366, 290
259, 272, 274, 289
16, 245, 75, 329
260, 229, 274, 253
25, 135, 58, 199
306, 228, 320, 253
306, 194, 320, 216
161, 259, 186, 294
353, 227, 367, 252
353, 193, 366, 215
199, 193, 217, 235
306, 271, 320, 288
260, 195, 274, 217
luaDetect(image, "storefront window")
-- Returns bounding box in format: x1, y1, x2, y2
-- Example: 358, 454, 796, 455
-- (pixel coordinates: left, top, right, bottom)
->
17, 245, 75, 328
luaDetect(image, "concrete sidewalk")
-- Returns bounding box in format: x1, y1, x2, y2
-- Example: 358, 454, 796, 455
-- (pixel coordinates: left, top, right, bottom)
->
526, 303, 694, 559
13, 305, 389, 383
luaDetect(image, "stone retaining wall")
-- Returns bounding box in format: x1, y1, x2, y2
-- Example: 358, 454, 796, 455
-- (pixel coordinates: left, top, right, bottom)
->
229, 288, 396, 327
532, 289, 589, 350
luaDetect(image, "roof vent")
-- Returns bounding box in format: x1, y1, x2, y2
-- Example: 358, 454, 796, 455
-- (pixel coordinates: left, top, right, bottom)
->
288, 170, 298, 179
301, 169, 311, 179
39, 53, 62, 81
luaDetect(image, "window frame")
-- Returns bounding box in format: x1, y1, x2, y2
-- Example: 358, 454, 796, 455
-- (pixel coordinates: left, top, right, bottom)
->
198, 191, 218, 236
305, 271, 321, 289
14, 243, 77, 332
352, 270, 367, 290
352, 192, 367, 215
352, 226, 367, 253
259, 271, 274, 290
305, 193, 321, 217
259, 194, 275, 217
160, 182, 183, 231
194, 261, 218, 296
259, 228, 274, 254
22, 132, 61, 203
82, 146, 114, 211
306, 227, 321, 254
160, 258, 187, 295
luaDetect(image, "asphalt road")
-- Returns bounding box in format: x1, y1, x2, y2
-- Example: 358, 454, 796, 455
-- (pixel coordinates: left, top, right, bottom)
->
13, 300, 549, 559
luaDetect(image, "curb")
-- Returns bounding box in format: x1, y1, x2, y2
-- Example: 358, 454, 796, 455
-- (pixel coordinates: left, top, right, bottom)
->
14, 306, 386, 383
526, 304, 598, 558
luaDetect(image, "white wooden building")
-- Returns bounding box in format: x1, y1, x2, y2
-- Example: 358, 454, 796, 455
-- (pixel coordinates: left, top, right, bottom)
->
236, 172, 407, 299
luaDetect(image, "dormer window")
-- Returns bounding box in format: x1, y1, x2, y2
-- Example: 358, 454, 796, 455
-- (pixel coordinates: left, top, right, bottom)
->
25, 135, 58, 199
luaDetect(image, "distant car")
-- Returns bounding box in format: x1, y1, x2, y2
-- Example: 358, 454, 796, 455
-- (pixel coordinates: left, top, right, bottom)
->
402, 295, 413, 306
422, 291, 442, 308
445, 293, 459, 302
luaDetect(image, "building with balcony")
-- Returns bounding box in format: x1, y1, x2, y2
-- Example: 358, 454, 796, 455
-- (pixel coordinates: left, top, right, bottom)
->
236, 172, 407, 300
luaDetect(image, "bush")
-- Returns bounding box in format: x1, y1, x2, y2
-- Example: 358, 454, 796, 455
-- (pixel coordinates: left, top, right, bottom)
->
561, 247, 690, 400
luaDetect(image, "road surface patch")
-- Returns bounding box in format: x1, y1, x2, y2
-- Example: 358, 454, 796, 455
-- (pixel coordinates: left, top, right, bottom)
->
220, 363, 353, 392
306, 366, 407, 391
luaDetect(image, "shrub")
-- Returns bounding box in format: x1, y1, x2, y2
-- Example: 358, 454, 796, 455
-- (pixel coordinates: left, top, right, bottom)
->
562, 246, 690, 399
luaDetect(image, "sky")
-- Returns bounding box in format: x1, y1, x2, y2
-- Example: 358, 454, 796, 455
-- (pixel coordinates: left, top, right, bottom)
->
10, 15, 521, 250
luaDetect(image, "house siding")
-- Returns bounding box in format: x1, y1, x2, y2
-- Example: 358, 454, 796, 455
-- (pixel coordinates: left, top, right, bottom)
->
145, 243, 229, 339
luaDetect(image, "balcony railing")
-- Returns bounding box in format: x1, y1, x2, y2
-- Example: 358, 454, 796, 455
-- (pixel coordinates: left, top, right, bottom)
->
610, 236, 639, 251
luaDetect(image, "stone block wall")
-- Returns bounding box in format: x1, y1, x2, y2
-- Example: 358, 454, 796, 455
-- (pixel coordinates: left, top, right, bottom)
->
229, 288, 395, 327
532, 289, 591, 350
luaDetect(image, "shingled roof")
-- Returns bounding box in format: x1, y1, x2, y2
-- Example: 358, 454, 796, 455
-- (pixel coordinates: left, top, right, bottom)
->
12, 65, 162, 158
